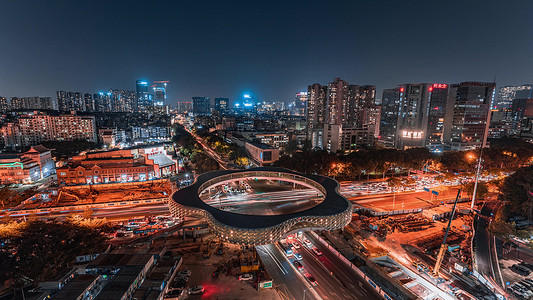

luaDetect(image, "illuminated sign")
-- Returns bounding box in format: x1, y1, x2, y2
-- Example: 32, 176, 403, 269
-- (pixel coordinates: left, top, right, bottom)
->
243, 94, 251, 99
402, 130, 423, 139
432, 83, 448, 89
399, 87, 405, 92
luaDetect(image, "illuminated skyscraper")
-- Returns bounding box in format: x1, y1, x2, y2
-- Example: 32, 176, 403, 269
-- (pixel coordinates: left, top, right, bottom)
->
152, 81, 169, 106
294, 91, 307, 116
391, 83, 449, 151
497, 84, 533, 109
214, 97, 229, 114
444, 82, 496, 150
136, 80, 152, 110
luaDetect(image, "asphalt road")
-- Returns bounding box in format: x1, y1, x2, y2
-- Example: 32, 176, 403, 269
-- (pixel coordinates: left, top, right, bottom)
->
258, 234, 381, 300
349, 189, 460, 212
4, 203, 170, 221
304, 232, 381, 300
256, 244, 319, 300
203, 189, 322, 215
475, 200, 503, 286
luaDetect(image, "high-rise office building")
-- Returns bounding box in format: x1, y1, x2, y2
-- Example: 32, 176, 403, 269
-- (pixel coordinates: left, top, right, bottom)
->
10, 97, 56, 110
214, 98, 229, 114
192, 97, 211, 116
379, 88, 400, 147
497, 84, 533, 109
294, 92, 307, 116
379, 83, 449, 152
136, 80, 152, 110
393, 83, 449, 151
152, 81, 169, 106
443, 82, 496, 151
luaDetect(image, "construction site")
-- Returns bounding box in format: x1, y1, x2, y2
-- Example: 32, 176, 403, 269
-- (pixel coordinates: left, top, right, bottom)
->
316, 193, 498, 300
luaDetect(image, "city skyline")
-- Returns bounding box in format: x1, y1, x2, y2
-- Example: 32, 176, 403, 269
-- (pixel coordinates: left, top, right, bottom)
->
1, 0, 532, 101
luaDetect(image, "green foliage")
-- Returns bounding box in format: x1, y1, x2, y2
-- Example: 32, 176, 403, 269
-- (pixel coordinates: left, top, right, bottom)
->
173, 125, 200, 157
283, 139, 300, 155
191, 152, 219, 173
500, 166, 533, 219
462, 181, 488, 199
0, 220, 107, 288
489, 219, 515, 241
0, 187, 38, 209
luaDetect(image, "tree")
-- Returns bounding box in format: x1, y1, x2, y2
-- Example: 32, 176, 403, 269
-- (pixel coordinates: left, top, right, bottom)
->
462, 181, 488, 200
283, 139, 300, 155
0, 220, 107, 288
500, 166, 533, 219
489, 220, 515, 241
191, 152, 219, 174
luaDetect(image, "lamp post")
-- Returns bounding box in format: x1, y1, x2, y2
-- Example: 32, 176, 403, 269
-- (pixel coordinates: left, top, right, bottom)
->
303, 286, 311, 300
470, 147, 484, 211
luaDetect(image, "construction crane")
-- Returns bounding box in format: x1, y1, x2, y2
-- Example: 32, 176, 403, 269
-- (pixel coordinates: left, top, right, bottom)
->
433, 189, 461, 276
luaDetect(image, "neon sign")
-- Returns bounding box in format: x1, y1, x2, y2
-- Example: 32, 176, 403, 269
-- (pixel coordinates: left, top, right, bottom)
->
432, 83, 448, 89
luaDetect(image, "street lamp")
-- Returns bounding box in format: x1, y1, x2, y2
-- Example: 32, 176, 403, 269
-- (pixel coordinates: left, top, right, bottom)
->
470, 148, 484, 211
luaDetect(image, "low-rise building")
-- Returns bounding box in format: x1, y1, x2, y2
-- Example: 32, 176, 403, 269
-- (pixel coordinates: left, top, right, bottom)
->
0, 145, 55, 184
56, 145, 177, 185
254, 132, 289, 149
244, 141, 279, 166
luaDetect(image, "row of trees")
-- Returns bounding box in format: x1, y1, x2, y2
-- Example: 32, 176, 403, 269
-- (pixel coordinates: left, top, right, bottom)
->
172, 125, 220, 173
195, 129, 250, 167
41, 139, 100, 159
275, 147, 436, 180
0, 217, 109, 290
275, 138, 533, 180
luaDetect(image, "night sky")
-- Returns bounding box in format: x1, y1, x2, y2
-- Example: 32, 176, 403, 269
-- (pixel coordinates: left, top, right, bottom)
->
0, 0, 531, 103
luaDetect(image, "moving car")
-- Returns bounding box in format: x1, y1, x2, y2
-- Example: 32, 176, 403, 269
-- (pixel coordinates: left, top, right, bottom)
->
188, 286, 204, 294
293, 260, 304, 271
292, 241, 301, 249
239, 273, 253, 281
304, 273, 318, 286
312, 247, 323, 256
294, 252, 302, 260
178, 269, 191, 277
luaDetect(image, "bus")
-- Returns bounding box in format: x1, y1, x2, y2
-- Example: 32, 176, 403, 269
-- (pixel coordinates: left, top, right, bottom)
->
279, 241, 293, 257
